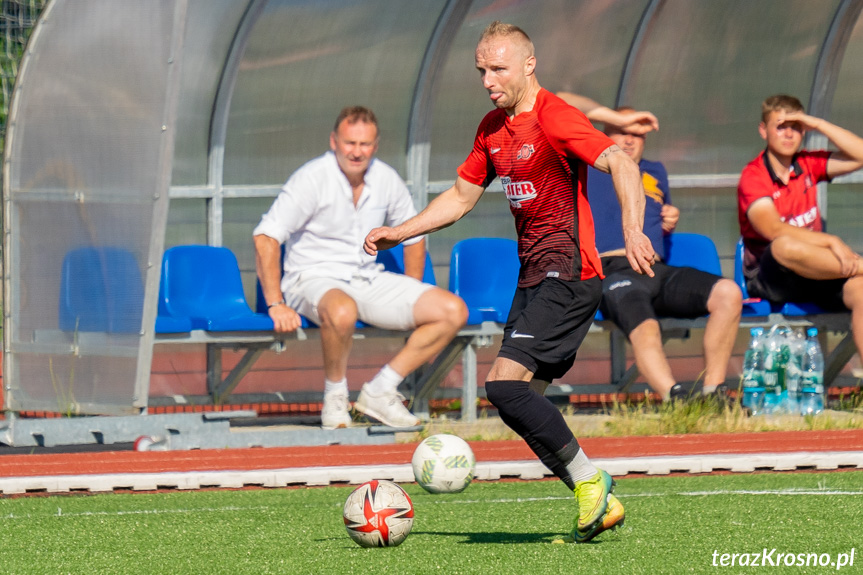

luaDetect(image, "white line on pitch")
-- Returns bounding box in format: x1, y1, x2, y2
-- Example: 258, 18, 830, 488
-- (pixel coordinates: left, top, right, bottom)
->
5, 488, 863, 520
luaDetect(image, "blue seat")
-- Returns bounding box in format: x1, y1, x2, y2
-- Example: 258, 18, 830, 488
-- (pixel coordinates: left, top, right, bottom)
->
155, 273, 194, 334
734, 237, 791, 316
663, 232, 723, 275
376, 242, 436, 285
160, 245, 273, 332
449, 237, 519, 325
59, 247, 146, 333
155, 314, 194, 334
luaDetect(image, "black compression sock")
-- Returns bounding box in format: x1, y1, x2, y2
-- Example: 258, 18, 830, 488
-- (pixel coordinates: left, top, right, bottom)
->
485, 380, 579, 487
495, 407, 573, 488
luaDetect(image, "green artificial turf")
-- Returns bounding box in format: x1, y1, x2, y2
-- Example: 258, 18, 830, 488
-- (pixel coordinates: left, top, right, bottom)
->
1, 471, 861, 574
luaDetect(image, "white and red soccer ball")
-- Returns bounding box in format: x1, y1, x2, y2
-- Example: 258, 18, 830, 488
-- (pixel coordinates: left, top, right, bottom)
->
411, 433, 476, 494
343, 479, 414, 548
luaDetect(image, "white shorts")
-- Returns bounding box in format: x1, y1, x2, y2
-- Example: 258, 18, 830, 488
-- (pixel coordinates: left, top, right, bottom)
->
285, 271, 435, 331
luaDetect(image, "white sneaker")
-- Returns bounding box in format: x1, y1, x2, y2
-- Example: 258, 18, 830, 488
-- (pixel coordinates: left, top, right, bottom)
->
355, 385, 420, 428
321, 392, 352, 430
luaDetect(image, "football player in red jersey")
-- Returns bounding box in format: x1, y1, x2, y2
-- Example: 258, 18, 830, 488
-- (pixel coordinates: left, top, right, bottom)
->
738, 94, 863, 365
365, 21, 654, 542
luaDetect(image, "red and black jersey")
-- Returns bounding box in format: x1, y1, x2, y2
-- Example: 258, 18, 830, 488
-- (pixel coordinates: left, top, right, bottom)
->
457, 88, 614, 287
737, 149, 830, 276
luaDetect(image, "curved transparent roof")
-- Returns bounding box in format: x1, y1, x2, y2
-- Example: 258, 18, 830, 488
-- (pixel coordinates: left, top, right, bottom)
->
830, 12, 863, 147
172, 0, 251, 186
622, 0, 841, 177
6, 0, 863, 413
222, 0, 447, 186
9, 0, 863, 256
159, 0, 863, 191
157, 0, 863, 192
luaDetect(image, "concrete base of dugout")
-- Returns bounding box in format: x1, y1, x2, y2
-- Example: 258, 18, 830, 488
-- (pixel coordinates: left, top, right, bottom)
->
0, 410, 417, 450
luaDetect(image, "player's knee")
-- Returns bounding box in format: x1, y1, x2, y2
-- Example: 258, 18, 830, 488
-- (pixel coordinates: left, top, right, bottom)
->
629, 318, 661, 341
318, 299, 358, 331
484, 380, 519, 408
842, 276, 863, 309
708, 279, 743, 308
708, 279, 743, 315
417, 289, 468, 329
442, 292, 469, 328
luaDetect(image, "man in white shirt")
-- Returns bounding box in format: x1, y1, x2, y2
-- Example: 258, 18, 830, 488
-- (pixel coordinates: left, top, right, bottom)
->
254, 106, 467, 429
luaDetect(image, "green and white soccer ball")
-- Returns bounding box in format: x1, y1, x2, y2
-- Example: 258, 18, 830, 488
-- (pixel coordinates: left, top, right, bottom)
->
411, 434, 476, 494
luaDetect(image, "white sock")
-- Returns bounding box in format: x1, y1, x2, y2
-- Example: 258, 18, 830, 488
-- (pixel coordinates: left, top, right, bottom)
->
324, 377, 348, 397
364, 364, 403, 395
566, 448, 598, 484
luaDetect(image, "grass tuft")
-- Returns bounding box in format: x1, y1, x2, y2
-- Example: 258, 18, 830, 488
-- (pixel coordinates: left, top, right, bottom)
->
402, 391, 863, 444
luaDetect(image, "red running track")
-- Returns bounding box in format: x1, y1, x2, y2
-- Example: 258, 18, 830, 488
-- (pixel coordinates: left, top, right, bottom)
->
3, 430, 863, 478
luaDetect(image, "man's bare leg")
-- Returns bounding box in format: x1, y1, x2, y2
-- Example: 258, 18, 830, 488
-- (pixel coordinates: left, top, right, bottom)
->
702, 279, 743, 392
843, 277, 863, 362
629, 319, 676, 399
355, 288, 467, 428
386, 288, 468, 377
317, 289, 358, 382
317, 289, 358, 428
771, 235, 863, 280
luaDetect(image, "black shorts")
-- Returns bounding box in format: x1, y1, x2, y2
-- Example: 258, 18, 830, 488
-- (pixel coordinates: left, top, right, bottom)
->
498, 276, 601, 382
746, 244, 847, 311
599, 256, 722, 336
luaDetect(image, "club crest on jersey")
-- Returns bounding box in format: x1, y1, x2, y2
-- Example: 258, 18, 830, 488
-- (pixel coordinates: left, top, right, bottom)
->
502, 176, 537, 208
516, 144, 535, 160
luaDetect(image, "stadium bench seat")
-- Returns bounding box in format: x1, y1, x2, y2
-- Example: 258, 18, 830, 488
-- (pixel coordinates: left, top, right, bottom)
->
663, 232, 723, 276
59, 246, 146, 334
376, 242, 437, 285
448, 237, 519, 325
159, 245, 273, 332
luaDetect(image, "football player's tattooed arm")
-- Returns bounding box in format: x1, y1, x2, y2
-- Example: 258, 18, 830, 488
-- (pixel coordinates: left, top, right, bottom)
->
594, 145, 654, 276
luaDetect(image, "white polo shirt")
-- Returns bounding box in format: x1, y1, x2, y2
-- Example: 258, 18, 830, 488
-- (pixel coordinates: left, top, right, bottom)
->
253, 151, 422, 292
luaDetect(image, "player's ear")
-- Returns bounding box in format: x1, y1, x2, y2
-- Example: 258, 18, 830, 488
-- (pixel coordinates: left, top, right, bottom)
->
758, 122, 767, 141
329, 131, 337, 151
524, 54, 536, 77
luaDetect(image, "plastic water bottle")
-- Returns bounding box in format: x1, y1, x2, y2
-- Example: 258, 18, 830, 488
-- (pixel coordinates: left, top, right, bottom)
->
783, 328, 805, 414
799, 327, 825, 415
762, 325, 791, 414
741, 327, 765, 415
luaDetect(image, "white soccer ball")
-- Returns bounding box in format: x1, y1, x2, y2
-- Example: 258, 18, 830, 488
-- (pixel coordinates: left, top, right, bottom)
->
412, 434, 476, 494
343, 479, 414, 548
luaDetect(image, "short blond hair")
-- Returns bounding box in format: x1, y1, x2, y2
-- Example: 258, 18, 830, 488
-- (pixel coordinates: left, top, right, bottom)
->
479, 20, 534, 58
761, 94, 804, 123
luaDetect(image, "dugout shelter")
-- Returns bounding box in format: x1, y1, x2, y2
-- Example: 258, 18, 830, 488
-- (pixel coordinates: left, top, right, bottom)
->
3, 0, 863, 429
